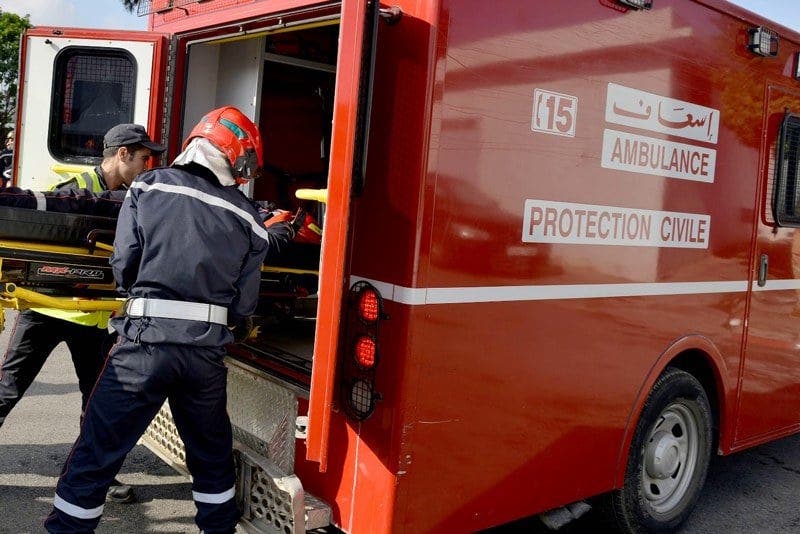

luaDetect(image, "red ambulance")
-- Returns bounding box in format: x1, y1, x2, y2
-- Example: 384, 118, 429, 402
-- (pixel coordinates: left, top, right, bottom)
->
11, 0, 800, 532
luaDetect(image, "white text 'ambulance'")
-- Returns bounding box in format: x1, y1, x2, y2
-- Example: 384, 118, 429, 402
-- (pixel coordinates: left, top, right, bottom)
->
522, 199, 710, 249
601, 129, 716, 183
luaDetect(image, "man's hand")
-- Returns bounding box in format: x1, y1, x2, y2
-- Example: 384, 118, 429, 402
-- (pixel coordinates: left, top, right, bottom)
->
286, 208, 307, 240
229, 316, 254, 343
262, 208, 306, 240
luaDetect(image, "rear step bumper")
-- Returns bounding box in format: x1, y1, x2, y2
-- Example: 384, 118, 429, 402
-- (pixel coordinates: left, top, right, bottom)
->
237, 439, 332, 532
140, 358, 330, 533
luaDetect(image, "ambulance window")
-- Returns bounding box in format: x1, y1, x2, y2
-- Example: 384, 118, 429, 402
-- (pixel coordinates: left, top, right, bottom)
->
48, 47, 137, 163
774, 113, 800, 226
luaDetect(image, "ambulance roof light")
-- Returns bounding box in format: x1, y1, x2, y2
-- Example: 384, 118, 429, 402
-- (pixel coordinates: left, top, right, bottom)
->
748, 26, 779, 57
617, 0, 652, 10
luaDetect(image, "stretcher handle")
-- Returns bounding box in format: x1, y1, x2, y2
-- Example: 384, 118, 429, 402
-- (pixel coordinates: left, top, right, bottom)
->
1, 283, 124, 312
86, 229, 115, 254
50, 163, 90, 174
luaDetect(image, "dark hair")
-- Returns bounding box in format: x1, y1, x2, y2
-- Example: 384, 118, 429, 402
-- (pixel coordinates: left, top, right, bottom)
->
103, 142, 145, 159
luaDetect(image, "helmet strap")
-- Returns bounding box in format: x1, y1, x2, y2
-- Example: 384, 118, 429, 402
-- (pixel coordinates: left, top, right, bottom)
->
233, 149, 259, 181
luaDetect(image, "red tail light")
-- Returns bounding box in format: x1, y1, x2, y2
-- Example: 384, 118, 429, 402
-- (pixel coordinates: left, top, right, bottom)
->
341, 281, 385, 420
354, 335, 377, 369
358, 288, 380, 323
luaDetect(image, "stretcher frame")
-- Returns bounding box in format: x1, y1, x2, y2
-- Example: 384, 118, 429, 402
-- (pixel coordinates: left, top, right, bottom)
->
0, 188, 327, 333
0, 238, 124, 332
0, 239, 322, 334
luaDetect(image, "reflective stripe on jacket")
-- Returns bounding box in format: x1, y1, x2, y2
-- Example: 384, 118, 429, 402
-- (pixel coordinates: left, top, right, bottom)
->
49, 169, 104, 193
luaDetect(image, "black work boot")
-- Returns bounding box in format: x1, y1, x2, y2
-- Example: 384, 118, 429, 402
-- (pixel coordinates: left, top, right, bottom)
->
107, 477, 136, 503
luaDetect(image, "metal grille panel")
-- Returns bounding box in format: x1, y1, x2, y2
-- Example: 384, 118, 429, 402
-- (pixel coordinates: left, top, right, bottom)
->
62, 55, 135, 124
236, 440, 305, 534
782, 117, 800, 216
141, 401, 188, 474
55, 51, 136, 160
774, 114, 800, 226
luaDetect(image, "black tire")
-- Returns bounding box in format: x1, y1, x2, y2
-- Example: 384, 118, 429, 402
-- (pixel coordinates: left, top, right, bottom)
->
608, 367, 713, 533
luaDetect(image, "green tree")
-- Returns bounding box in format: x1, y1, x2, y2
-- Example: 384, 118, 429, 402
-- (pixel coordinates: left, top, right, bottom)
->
121, 1, 140, 13
0, 11, 30, 138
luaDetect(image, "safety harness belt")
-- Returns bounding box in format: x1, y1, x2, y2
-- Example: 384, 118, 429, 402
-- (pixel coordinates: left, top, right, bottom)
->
124, 297, 228, 325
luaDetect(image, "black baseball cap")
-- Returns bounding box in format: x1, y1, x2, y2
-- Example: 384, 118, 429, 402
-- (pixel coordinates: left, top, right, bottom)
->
103, 124, 166, 153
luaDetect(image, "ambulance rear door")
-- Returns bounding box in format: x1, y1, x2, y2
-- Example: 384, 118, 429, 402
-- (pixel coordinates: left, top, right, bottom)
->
15, 28, 170, 189
306, 0, 378, 470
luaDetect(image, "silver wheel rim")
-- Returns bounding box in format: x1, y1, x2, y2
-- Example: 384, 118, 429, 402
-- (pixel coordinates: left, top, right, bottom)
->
641, 401, 699, 514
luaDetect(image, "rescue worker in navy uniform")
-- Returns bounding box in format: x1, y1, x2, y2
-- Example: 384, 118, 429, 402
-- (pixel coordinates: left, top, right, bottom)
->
0, 124, 166, 504
44, 106, 298, 534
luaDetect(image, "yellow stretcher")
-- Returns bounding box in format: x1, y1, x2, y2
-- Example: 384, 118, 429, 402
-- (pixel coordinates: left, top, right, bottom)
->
0, 240, 321, 334
0, 238, 124, 332
0, 188, 327, 333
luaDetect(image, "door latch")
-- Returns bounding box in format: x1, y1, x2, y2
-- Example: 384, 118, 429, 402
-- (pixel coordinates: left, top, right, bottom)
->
757, 253, 769, 287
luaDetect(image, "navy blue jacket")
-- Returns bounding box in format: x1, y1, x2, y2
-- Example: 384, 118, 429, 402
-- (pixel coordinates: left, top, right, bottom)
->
110, 164, 290, 346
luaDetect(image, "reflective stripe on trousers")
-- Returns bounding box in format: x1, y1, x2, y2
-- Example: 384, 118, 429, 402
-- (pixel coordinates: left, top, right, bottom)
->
53, 494, 103, 519
193, 486, 235, 504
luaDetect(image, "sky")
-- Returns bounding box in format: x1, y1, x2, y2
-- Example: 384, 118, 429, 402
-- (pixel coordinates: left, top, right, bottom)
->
0, 0, 148, 30
727, 0, 800, 33
0, 0, 796, 33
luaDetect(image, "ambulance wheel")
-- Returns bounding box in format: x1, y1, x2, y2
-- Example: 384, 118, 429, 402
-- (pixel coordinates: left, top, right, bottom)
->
610, 367, 712, 533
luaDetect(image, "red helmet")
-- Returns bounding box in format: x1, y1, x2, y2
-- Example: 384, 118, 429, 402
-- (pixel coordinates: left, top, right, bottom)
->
183, 106, 263, 184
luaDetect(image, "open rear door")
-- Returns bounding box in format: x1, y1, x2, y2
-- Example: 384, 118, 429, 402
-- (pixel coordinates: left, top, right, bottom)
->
306, 0, 377, 470
15, 28, 170, 189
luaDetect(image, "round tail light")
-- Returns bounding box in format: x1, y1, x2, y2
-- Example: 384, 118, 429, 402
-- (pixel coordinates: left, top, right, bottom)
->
358, 288, 380, 323
354, 335, 377, 369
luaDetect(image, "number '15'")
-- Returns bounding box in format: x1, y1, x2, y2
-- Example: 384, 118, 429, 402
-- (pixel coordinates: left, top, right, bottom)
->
544, 95, 573, 133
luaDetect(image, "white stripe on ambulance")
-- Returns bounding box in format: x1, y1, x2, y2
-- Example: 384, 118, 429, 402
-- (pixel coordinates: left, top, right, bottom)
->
521, 199, 710, 248
350, 276, 800, 306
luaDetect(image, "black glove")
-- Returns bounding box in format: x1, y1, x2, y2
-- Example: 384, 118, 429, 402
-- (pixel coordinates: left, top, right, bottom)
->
286, 208, 307, 240
228, 316, 254, 343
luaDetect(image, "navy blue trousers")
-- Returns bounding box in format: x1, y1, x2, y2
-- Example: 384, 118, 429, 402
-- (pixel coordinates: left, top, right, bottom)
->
0, 310, 110, 428
44, 338, 239, 533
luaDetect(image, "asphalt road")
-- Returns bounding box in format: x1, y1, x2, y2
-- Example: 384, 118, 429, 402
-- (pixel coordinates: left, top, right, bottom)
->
2, 308, 800, 533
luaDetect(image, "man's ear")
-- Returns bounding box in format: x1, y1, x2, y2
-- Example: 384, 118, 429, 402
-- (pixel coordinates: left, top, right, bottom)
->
117, 146, 130, 161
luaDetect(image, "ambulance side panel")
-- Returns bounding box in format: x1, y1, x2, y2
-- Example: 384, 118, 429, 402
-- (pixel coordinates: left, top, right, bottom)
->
142, 0, 800, 532
379, 0, 800, 531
